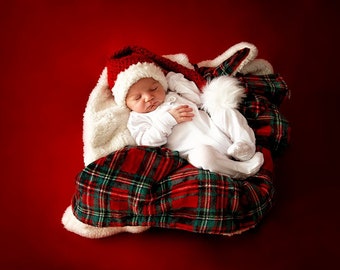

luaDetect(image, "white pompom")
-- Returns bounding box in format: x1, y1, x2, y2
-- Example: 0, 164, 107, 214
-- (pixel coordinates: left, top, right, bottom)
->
201, 76, 245, 114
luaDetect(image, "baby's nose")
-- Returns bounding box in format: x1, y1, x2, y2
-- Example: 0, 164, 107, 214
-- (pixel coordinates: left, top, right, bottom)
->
144, 94, 153, 102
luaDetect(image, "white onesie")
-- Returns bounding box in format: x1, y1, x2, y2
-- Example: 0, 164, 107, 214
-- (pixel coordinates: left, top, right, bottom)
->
127, 73, 264, 179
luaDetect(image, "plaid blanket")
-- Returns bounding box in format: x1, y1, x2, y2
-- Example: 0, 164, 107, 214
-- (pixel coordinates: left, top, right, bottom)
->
73, 146, 274, 235
238, 74, 290, 155
71, 47, 290, 235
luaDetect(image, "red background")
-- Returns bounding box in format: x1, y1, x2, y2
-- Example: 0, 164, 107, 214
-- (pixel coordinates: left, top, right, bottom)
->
1, 0, 339, 269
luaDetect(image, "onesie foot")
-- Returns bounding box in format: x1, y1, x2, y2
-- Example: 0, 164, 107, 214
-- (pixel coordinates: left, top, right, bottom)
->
233, 152, 264, 179
227, 141, 255, 161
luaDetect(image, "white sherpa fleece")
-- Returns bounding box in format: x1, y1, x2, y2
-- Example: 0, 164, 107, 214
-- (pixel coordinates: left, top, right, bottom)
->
82, 67, 136, 166
62, 206, 149, 239
241, 59, 274, 75
163, 53, 195, 70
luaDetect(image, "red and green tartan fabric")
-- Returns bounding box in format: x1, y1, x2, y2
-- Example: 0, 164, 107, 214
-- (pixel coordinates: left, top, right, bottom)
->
196, 47, 251, 79
71, 48, 290, 235
238, 74, 290, 155
72, 146, 275, 234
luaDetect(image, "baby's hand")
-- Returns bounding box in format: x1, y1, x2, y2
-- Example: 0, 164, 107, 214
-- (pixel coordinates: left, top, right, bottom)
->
169, 105, 194, 123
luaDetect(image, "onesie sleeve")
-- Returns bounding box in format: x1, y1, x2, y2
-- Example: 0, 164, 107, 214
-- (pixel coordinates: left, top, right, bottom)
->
128, 111, 177, 147
166, 72, 202, 105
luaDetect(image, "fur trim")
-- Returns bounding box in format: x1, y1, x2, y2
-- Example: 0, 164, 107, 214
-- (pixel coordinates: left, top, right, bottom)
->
222, 225, 255, 236
197, 42, 258, 75
62, 206, 150, 238
201, 76, 245, 114
241, 59, 274, 75
112, 62, 168, 107
163, 53, 195, 70
83, 68, 135, 166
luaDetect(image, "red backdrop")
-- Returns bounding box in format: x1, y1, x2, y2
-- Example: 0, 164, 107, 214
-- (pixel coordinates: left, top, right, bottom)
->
1, 0, 339, 269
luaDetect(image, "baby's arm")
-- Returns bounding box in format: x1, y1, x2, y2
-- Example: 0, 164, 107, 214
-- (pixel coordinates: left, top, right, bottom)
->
128, 106, 194, 147
128, 114, 172, 146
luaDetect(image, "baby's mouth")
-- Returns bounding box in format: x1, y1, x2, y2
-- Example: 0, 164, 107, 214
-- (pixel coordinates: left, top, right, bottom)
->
148, 101, 159, 111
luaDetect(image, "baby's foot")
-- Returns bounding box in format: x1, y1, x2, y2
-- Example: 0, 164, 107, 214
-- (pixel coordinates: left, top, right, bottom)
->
233, 152, 264, 179
227, 141, 255, 161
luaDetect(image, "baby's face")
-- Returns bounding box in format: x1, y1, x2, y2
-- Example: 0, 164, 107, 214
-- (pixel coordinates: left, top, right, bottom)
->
126, 78, 166, 113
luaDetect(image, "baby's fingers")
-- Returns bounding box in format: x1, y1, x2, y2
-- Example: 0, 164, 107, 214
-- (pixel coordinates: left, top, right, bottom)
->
176, 105, 193, 112
177, 109, 194, 123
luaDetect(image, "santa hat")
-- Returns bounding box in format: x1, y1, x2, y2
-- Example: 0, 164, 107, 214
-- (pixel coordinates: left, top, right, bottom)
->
107, 46, 206, 107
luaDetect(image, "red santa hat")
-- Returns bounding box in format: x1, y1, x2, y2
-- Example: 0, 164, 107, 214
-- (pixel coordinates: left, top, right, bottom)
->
106, 46, 206, 107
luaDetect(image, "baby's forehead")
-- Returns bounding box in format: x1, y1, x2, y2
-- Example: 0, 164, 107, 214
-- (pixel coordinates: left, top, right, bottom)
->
128, 78, 158, 92
135, 77, 158, 85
